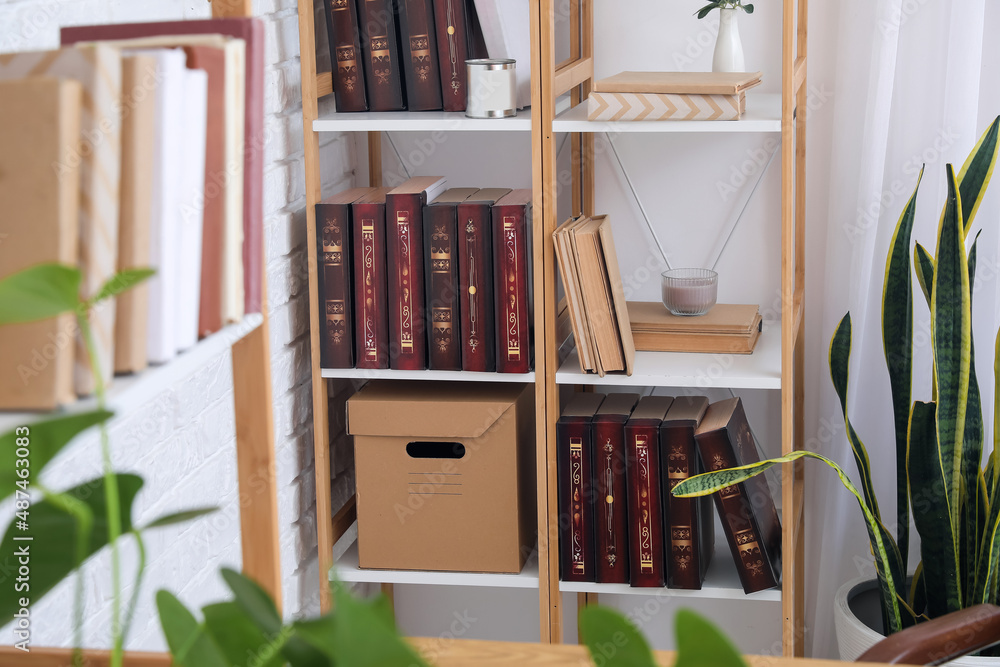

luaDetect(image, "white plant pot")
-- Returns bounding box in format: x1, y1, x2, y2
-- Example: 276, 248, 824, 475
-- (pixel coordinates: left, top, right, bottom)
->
834, 577, 991, 665
712, 8, 745, 73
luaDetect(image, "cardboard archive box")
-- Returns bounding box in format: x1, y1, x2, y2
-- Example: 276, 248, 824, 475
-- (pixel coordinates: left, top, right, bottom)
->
347, 381, 536, 573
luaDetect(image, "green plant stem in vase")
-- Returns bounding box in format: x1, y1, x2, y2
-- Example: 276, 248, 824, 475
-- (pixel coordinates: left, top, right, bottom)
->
695, 1, 753, 72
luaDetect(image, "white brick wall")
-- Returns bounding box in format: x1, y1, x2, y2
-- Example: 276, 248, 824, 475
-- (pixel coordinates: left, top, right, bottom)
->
1, 0, 354, 648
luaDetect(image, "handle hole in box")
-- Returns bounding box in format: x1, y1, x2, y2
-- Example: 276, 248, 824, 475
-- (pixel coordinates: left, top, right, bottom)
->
406, 441, 466, 459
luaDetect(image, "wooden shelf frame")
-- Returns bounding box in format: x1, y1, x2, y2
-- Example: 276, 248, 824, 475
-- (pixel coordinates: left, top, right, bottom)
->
298, 0, 805, 655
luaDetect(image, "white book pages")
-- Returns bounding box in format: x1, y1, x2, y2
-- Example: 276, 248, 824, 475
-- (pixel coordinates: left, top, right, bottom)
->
223, 39, 246, 324
130, 48, 184, 364
472, 0, 532, 109
175, 68, 208, 351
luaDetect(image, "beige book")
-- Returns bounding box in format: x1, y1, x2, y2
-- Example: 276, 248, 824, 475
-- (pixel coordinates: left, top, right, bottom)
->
628, 301, 761, 333
575, 217, 623, 374
595, 215, 635, 375
0, 78, 82, 409
588, 91, 746, 122
553, 216, 595, 373
594, 71, 763, 95
114, 54, 156, 374
0, 45, 123, 396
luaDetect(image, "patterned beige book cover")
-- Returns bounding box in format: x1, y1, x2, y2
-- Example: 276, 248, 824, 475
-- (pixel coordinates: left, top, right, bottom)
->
588, 91, 746, 122
0, 78, 82, 409
0, 45, 123, 395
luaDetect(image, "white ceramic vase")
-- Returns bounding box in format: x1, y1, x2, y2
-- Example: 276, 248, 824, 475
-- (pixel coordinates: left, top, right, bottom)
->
712, 7, 746, 73
834, 577, 990, 665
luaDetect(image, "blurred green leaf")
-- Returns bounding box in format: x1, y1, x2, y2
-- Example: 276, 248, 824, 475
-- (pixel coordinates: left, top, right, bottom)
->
90, 268, 155, 305
695, 2, 718, 19
156, 590, 228, 667
222, 568, 283, 636
0, 263, 81, 324
202, 601, 287, 667
0, 474, 141, 619
673, 609, 747, 667
0, 410, 112, 503
142, 507, 217, 530
742, 3, 754, 12
578, 605, 656, 667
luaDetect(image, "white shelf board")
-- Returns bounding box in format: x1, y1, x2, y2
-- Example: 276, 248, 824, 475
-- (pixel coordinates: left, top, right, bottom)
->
558, 537, 781, 602
330, 537, 540, 589
552, 93, 782, 134
0, 314, 263, 433
556, 323, 780, 389
321, 367, 535, 383
313, 108, 532, 133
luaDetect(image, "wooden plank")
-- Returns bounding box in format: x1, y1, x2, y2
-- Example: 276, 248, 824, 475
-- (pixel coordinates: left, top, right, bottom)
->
317, 71, 334, 98
297, 0, 335, 614
211, 0, 253, 18
792, 56, 807, 95
553, 57, 593, 99
332, 493, 358, 543
0, 649, 173, 667
232, 321, 283, 611
368, 132, 383, 187
408, 637, 859, 667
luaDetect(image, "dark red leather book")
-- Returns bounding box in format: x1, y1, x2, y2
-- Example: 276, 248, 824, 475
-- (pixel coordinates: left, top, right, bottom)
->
625, 395, 673, 588
694, 397, 782, 594
592, 392, 639, 584
432, 0, 469, 111
357, 0, 406, 111
457, 188, 510, 372
352, 188, 394, 369
322, 0, 368, 112
386, 177, 448, 370
492, 189, 533, 374
424, 188, 478, 370
317, 187, 374, 369
557, 393, 606, 582
62, 18, 266, 316
397, 0, 444, 111
661, 395, 715, 590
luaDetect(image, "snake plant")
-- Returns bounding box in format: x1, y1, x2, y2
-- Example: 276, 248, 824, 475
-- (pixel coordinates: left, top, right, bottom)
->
674, 115, 1000, 636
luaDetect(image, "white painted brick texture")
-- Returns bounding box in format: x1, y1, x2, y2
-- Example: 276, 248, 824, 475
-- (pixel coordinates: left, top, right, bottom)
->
0, 0, 356, 647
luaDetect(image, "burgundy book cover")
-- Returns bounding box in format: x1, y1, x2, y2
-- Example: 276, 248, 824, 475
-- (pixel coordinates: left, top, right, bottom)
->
352, 188, 394, 369
592, 392, 639, 584
432, 0, 469, 111
557, 392, 606, 582
62, 18, 266, 316
397, 0, 444, 111
661, 395, 715, 590
357, 0, 406, 111
457, 188, 509, 372
694, 397, 782, 594
385, 177, 447, 370
323, 0, 368, 111
625, 395, 673, 588
424, 188, 477, 370
492, 189, 533, 373
317, 187, 374, 368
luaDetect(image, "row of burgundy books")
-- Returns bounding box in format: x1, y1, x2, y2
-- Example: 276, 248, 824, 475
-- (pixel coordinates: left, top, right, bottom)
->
316, 179, 533, 372
323, 0, 485, 112
558, 393, 782, 594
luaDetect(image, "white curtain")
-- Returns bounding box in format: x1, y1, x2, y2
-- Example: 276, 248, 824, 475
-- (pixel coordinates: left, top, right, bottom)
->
805, 0, 1000, 658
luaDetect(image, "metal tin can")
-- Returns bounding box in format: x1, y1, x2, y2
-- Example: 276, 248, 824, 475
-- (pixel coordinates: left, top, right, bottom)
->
465, 59, 517, 119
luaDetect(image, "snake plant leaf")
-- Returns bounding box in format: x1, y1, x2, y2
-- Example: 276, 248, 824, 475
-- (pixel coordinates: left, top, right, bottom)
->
0, 263, 82, 325
973, 468, 1000, 606
931, 164, 971, 536
673, 609, 748, 667
156, 591, 228, 667
0, 410, 112, 503
909, 561, 927, 615
993, 326, 1000, 503
914, 243, 935, 310
957, 116, 1000, 236
908, 401, 963, 616
578, 605, 658, 667
829, 314, 906, 597
882, 166, 921, 574
673, 449, 904, 632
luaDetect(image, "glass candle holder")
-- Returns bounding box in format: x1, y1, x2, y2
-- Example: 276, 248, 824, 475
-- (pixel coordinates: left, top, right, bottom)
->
661, 268, 718, 316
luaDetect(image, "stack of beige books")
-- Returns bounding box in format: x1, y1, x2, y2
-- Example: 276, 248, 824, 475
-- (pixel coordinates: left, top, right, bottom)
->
553, 215, 635, 377
588, 71, 762, 122
627, 302, 762, 354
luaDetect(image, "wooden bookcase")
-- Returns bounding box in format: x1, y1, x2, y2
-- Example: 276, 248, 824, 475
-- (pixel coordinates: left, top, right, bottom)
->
298, 0, 806, 656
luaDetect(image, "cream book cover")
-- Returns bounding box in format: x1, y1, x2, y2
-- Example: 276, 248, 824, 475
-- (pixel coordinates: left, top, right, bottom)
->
0, 78, 82, 409
0, 45, 123, 396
